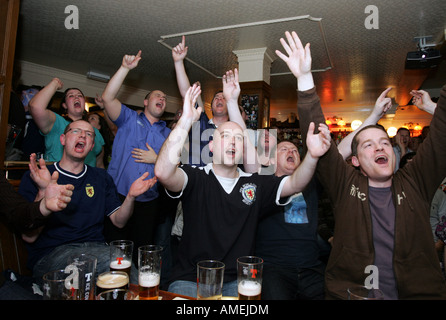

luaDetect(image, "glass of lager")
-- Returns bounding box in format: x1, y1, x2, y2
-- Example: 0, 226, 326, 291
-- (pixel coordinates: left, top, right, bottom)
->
96, 271, 129, 297
138, 245, 163, 300
109, 240, 133, 278
197, 260, 225, 300
237, 256, 263, 300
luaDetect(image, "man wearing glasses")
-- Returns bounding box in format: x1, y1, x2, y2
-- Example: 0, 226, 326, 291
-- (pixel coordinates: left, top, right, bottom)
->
18, 120, 157, 287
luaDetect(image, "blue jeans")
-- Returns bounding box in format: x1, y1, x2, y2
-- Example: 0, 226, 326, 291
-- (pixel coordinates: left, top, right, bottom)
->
168, 280, 238, 298
32, 242, 138, 287
261, 263, 325, 300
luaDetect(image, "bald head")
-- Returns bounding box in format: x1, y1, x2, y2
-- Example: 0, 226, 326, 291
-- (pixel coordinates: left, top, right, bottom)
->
210, 121, 244, 166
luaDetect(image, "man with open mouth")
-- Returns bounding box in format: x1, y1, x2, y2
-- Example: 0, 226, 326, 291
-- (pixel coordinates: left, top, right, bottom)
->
18, 120, 156, 289
100, 50, 172, 271
278, 30, 446, 300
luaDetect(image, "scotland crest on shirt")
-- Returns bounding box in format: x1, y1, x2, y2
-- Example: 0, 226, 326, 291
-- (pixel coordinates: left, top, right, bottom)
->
240, 183, 257, 205
85, 184, 94, 198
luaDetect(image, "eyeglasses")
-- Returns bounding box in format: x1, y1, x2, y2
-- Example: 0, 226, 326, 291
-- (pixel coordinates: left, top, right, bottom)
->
66, 128, 95, 138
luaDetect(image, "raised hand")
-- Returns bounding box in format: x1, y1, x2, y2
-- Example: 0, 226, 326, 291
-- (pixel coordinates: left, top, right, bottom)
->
29, 153, 52, 190
122, 50, 142, 70
172, 35, 188, 62
276, 31, 312, 78
181, 83, 202, 122
222, 69, 241, 103
95, 94, 104, 109
51, 78, 64, 91
128, 172, 157, 198
306, 122, 331, 159
42, 170, 74, 214
410, 89, 437, 114
372, 87, 393, 118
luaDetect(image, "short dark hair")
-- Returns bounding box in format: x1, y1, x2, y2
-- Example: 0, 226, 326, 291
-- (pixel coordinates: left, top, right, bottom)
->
351, 124, 388, 156
211, 90, 223, 102
144, 91, 152, 100
397, 127, 410, 134
61, 87, 84, 106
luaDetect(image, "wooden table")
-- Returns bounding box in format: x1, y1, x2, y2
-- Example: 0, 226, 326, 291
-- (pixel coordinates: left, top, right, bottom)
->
129, 284, 196, 300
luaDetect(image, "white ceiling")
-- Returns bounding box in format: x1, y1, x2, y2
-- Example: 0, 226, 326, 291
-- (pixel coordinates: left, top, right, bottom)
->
15, 0, 446, 129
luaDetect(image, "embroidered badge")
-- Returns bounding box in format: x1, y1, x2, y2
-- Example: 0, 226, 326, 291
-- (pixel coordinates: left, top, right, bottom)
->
85, 184, 94, 198
240, 183, 257, 205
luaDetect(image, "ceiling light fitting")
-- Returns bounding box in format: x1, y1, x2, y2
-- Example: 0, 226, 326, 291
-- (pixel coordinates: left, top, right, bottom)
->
86, 69, 110, 82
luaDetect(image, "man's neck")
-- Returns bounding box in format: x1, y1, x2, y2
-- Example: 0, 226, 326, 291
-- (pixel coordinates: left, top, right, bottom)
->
367, 176, 393, 188
144, 110, 161, 125
212, 163, 239, 179
58, 157, 86, 175
212, 115, 228, 127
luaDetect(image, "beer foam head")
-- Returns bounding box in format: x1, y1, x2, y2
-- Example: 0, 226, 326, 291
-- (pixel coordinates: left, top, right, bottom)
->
97, 273, 128, 289
110, 259, 131, 269
139, 272, 160, 287
238, 280, 261, 296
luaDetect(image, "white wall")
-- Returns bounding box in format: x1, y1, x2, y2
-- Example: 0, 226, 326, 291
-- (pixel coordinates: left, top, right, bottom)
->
17, 60, 182, 114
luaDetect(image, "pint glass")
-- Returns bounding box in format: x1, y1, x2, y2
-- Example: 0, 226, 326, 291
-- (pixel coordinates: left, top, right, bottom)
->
138, 245, 163, 300
109, 240, 133, 278
197, 260, 225, 300
237, 256, 263, 300
96, 270, 129, 297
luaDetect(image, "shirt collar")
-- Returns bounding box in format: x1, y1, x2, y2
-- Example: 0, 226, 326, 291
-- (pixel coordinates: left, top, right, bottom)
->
138, 111, 166, 127
203, 163, 252, 178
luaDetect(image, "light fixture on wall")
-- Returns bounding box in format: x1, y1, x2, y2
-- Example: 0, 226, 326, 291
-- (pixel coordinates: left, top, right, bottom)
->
387, 127, 397, 137
86, 69, 110, 82
351, 120, 362, 130
337, 119, 346, 127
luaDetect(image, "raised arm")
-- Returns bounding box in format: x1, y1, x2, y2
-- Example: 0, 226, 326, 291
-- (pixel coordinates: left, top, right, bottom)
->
275, 31, 314, 92
28, 153, 74, 212
101, 50, 142, 121
222, 68, 259, 172
28, 78, 61, 134
109, 172, 157, 228
95, 95, 117, 136
222, 69, 245, 130
281, 122, 331, 197
172, 36, 204, 108
155, 84, 202, 192
410, 89, 437, 114
337, 87, 393, 159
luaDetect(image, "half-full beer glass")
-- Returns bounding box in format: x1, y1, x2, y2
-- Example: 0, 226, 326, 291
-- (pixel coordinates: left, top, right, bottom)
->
237, 256, 263, 300
109, 240, 133, 278
138, 245, 163, 300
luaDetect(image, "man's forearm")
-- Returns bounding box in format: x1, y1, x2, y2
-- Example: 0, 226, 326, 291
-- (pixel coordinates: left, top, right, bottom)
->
111, 198, 134, 229
174, 60, 191, 98
283, 153, 318, 197
155, 117, 192, 191
102, 66, 130, 120
297, 73, 315, 92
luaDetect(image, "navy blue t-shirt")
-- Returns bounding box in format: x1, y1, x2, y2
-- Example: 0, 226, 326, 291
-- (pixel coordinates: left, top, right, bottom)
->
19, 162, 122, 269
255, 179, 321, 268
